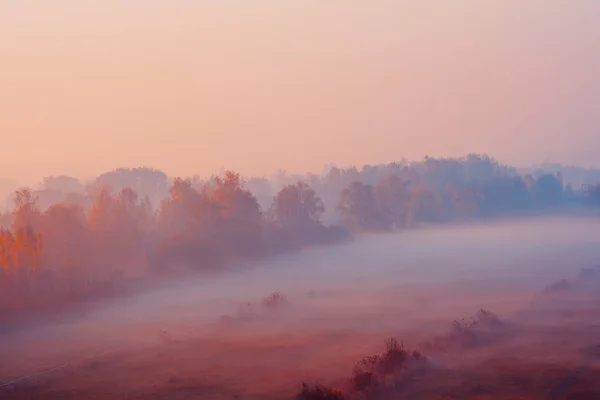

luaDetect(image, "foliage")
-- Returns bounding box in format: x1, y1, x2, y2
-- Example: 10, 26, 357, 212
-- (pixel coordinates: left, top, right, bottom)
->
296, 383, 346, 400
1, 154, 598, 321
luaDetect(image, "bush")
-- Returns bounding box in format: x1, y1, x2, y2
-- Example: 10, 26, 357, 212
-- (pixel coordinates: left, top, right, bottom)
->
262, 291, 286, 309
158, 329, 173, 343
349, 369, 379, 393
348, 338, 426, 396
542, 279, 573, 295
296, 383, 345, 400
422, 310, 505, 352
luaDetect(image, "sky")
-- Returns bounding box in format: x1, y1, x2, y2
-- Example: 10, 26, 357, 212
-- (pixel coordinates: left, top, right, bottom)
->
1, 1, 600, 185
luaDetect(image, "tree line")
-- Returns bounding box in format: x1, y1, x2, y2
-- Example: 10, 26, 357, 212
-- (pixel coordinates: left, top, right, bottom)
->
0, 154, 598, 321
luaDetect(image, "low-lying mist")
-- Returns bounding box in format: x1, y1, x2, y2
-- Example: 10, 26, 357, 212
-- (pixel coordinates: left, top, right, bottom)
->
3, 216, 600, 399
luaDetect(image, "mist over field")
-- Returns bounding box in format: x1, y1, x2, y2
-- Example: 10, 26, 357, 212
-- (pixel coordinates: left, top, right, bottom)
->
3, 214, 600, 399
2, 155, 600, 400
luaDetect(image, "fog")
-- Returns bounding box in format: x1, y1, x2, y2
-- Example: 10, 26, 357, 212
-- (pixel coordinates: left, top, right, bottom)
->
3, 216, 600, 399
4, 1, 600, 396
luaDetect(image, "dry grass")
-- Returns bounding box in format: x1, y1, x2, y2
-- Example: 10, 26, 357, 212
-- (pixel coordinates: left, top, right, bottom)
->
5, 269, 600, 400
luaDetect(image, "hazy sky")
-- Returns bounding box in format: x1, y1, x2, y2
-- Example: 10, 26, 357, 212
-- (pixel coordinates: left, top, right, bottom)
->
1, 1, 599, 184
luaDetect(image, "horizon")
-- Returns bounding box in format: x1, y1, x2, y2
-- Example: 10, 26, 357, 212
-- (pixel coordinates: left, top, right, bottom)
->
2, 1, 600, 184
1, 155, 600, 190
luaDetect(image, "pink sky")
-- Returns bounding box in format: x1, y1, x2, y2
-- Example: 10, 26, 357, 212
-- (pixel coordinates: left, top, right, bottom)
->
1, 1, 599, 184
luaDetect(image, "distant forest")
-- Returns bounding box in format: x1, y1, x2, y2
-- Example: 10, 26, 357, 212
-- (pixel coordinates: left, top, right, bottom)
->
2, 154, 600, 322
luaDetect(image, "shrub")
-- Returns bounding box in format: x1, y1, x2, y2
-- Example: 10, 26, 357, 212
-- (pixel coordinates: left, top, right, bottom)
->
422, 310, 505, 352
542, 279, 573, 294
158, 329, 173, 343
296, 383, 345, 400
262, 291, 286, 309
349, 369, 379, 393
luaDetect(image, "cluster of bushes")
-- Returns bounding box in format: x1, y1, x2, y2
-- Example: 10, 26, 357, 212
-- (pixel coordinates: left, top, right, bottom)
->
297, 338, 428, 400
294, 272, 600, 400
295, 307, 600, 400
540, 265, 600, 296
217, 291, 288, 327
421, 309, 508, 353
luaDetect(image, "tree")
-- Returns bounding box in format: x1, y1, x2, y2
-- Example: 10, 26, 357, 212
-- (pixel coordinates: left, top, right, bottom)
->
446, 183, 480, 218
374, 175, 411, 229
584, 183, 600, 206
3, 188, 44, 273
39, 175, 84, 194
245, 177, 273, 211
92, 167, 170, 210
269, 181, 330, 248
0, 229, 15, 272
209, 171, 265, 258
272, 181, 324, 229
533, 173, 564, 207
408, 184, 444, 223
338, 181, 386, 231
12, 188, 41, 230
10, 225, 43, 273
88, 186, 152, 277
478, 176, 530, 214
39, 203, 89, 272
154, 178, 221, 271
0, 211, 11, 230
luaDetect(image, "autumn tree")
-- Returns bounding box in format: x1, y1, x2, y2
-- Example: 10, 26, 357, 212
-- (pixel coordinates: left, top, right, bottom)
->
208, 171, 265, 258
338, 181, 386, 232
0, 211, 11, 229
12, 188, 41, 230
446, 183, 480, 218
10, 225, 43, 273
6, 188, 44, 273
0, 229, 15, 272
154, 178, 221, 270
374, 175, 411, 229
408, 184, 444, 223
93, 168, 170, 210
272, 181, 324, 228
88, 186, 152, 278
39, 203, 89, 272
269, 181, 334, 248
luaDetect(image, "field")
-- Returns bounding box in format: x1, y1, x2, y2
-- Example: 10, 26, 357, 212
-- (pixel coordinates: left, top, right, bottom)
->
2, 216, 600, 399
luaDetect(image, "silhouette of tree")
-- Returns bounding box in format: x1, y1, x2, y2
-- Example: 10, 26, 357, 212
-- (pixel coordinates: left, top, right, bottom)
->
93, 167, 170, 210
584, 183, 600, 206
39, 203, 89, 272
88, 186, 151, 277
270, 181, 328, 248
374, 175, 411, 229
12, 188, 41, 230
338, 181, 386, 231
39, 175, 84, 193
209, 171, 265, 258
272, 181, 324, 228
408, 184, 444, 223
533, 173, 564, 207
